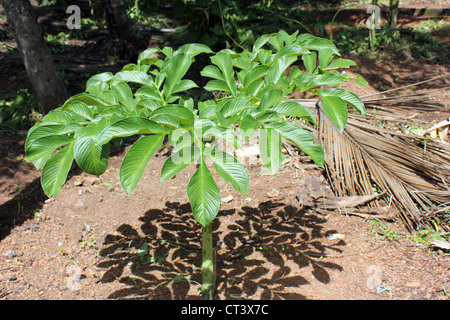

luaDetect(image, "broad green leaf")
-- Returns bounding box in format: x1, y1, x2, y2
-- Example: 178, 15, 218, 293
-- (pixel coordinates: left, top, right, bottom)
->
273, 45, 310, 61
319, 88, 366, 116
119, 134, 165, 194
25, 123, 80, 150
137, 99, 163, 112
259, 127, 282, 175
220, 97, 256, 118
170, 127, 193, 154
41, 109, 86, 124
110, 81, 134, 110
257, 111, 281, 123
98, 116, 164, 145
113, 71, 155, 88
271, 101, 317, 124
152, 114, 181, 128
253, 34, 270, 51
242, 65, 269, 88
204, 147, 249, 194
297, 34, 340, 55
264, 122, 324, 167
324, 58, 356, 70
151, 106, 195, 124
25, 135, 74, 169
176, 43, 213, 56
210, 52, 237, 96
160, 147, 197, 183
302, 73, 346, 90
240, 115, 259, 142
73, 119, 109, 175
138, 48, 159, 66
318, 49, 334, 69
63, 101, 94, 120
201, 65, 225, 81
171, 79, 198, 95
163, 53, 193, 100
203, 125, 241, 148
258, 89, 284, 113
134, 87, 163, 102
246, 79, 264, 97
62, 93, 115, 109
302, 52, 317, 73
86, 72, 113, 96
265, 55, 297, 85
41, 143, 74, 197
320, 95, 348, 131
187, 158, 221, 227
204, 80, 233, 94
268, 32, 284, 51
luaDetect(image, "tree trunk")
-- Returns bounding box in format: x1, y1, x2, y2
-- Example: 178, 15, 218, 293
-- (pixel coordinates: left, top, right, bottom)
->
102, 0, 144, 50
1, 0, 69, 114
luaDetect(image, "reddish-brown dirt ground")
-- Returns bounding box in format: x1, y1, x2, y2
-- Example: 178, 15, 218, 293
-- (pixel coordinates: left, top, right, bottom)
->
0, 1, 449, 301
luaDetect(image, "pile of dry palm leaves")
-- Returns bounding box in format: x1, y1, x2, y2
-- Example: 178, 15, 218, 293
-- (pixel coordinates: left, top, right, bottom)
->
293, 78, 450, 233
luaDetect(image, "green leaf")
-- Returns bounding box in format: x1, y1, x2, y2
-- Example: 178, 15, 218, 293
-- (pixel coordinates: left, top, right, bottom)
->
220, 97, 256, 118
242, 65, 269, 88
151, 106, 195, 124
265, 55, 297, 85
25, 124, 80, 150
240, 115, 259, 142
320, 95, 348, 131
138, 48, 159, 66
201, 65, 225, 81
324, 58, 356, 70
252, 34, 270, 51
210, 52, 237, 96
110, 81, 134, 110
297, 34, 340, 55
203, 125, 241, 148
187, 158, 221, 227
204, 80, 232, 94
171, 79, 198, 95
259, 127, 282, 175
160, 147, 197, 183
300, 73, 346, 91
271, 101, 317, 125
86, 72, 113, 96
204, 147, 249, 194
98, 116, 164, 145
41, 143, 74, 198
113, 71, 155, 88
176, 43, 213, 56
163, 53, 194, 100
41, 109, 86, 124
134, 87, 163, 102
319, 88, 366, 116
62, 93, 115, 109
25, 135, 74, 169
258, 89, 284, 113
264, 122, 324, 167
318, 49, 334, 69
63, 101, 94, 120
119, 134, 165, 194
302, 52, 317, 73
74, 120, 110, 176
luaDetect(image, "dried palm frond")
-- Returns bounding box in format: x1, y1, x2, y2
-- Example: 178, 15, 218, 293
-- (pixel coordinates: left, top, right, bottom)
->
317, 109, 450, 231
291, 84, 450, 231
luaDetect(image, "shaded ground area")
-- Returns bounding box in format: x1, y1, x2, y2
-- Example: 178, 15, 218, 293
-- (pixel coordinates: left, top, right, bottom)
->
0, 0, 449, 301
0, 137, 448, 300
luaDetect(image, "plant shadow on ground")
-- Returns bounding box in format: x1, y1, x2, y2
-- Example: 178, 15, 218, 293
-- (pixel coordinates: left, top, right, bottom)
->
97, 200, 344, 300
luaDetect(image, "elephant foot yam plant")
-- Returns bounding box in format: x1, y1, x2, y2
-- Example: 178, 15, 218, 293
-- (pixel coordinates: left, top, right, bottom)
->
25, 30, 366, 300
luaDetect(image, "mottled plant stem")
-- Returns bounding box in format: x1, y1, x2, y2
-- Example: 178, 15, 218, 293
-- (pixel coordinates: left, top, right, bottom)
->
201, 223, 214, 300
